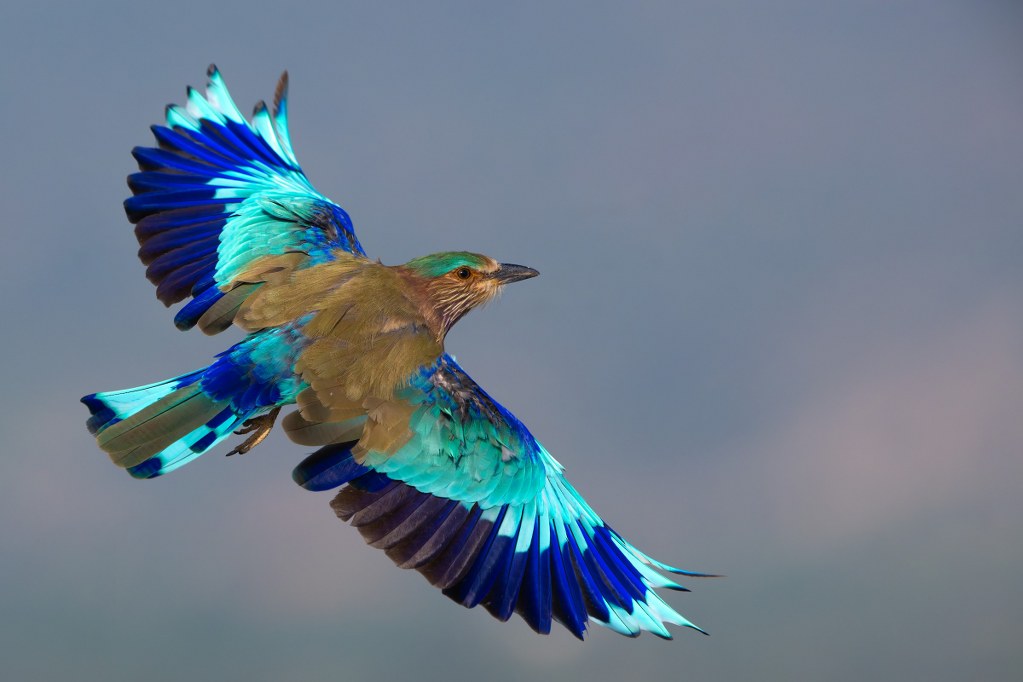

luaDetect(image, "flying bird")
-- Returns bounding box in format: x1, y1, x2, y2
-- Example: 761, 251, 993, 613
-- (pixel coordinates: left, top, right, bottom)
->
82, 66, 710, 639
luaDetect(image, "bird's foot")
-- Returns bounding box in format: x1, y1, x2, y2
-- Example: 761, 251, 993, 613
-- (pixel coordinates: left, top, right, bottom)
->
227, 407, 281, 456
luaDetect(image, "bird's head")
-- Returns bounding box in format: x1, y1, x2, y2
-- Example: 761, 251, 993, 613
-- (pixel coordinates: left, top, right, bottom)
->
402, 251, 539, 335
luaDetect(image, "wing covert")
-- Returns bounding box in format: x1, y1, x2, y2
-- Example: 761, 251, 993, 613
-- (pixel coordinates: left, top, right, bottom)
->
358, 355, 548, 509
125, 65, 365, 332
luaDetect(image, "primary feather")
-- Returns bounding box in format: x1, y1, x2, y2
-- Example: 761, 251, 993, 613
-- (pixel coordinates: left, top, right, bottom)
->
83, 66, 712, 639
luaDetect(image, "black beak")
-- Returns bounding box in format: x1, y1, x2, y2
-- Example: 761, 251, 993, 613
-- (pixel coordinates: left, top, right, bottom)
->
493, 263, 540, 284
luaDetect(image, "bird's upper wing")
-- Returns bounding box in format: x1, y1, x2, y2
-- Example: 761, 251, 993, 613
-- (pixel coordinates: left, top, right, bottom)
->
125, 65, 365, 333
292, 354, 709, 639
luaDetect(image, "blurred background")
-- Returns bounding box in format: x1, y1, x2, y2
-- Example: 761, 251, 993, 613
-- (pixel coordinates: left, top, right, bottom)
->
2, 1, 1021, 680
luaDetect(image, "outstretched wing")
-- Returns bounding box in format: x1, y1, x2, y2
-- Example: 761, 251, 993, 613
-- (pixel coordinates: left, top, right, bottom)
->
125, 65, 365, 333
292, 354, 710, 639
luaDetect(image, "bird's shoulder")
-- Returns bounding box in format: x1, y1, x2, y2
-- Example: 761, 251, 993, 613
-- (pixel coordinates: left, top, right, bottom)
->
234, 252, 430, 334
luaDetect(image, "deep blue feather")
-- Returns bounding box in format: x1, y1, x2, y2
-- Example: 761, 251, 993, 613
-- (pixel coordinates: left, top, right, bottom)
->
234, 383, 266, 415
225, 116, 290, 169
565, 533, 614, 622
292, 443, 367, 493
131, 146, 221, 175
190, 431, 218, 453
138, 228, 220, 263
474, 533, 520, 614
349, 470, 392, 493
442, 506, 509, 607
205, 408, 235, 429
134, 207, 227, 238
81, 395, 118, 435
154, 124, 247, 167
174, 286, 225, 330
349, 484, 418, 528
195, 115, 279, 167
198, 328, 307, 413
331, 480, 394, 520
370, 495, 454, 550
145, 242, 217, 281
581, 534, 634, 611
549, 532, 588, 638
590, 526, 650, 601
359, 492, 434, 546
421, 506, 487, 588
189, 274, 218, 297
128, 171, 214, 192
485, 521, 532, 621
153, 256, 217, 303
516, 528, 553, 634
388, 501, 470, 569
125, 189, 226, 221
126, 458, 164, 479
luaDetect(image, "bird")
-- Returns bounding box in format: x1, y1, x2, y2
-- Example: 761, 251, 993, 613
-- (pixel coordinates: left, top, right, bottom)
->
82, 65, 711, 640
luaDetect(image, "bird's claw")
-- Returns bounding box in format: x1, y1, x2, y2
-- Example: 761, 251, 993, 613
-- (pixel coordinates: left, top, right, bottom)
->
227, 407, 281, 456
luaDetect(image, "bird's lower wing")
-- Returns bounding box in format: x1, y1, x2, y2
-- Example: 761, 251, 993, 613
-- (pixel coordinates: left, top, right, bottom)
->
292, 354, 710, 639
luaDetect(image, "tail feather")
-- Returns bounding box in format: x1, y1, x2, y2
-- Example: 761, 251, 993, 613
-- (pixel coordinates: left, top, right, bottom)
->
85, 328, 306, 478
97, 386, 226, 468
125, 408, 247, 479
83, 370, 252, 479
83, 370, 203, 435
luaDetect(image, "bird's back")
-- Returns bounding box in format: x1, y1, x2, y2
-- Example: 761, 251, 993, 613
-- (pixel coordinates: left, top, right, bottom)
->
234, 252, 443, 407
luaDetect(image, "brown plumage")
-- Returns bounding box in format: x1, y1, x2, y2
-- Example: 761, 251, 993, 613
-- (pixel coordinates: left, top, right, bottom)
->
222, 251, 536, 449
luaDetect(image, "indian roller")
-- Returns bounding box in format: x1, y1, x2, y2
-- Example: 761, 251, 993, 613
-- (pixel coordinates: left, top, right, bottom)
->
82, 66, 712, 639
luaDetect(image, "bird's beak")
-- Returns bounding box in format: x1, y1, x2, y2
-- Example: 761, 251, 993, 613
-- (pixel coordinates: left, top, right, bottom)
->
493, 263, 540, 284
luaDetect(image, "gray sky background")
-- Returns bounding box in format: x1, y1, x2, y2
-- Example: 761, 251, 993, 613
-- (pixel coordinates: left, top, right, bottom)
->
2, 2, 1021, 680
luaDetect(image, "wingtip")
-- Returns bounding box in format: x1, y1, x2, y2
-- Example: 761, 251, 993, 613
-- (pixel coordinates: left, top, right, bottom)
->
273, 70, 290, 118
206, 63, 219, 78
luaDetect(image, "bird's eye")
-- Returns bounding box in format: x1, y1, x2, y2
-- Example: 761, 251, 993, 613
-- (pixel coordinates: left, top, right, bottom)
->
455, 267, 472, 280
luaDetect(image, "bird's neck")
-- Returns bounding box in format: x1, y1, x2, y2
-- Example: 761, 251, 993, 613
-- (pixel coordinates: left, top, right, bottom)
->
393, 268, 478, 343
